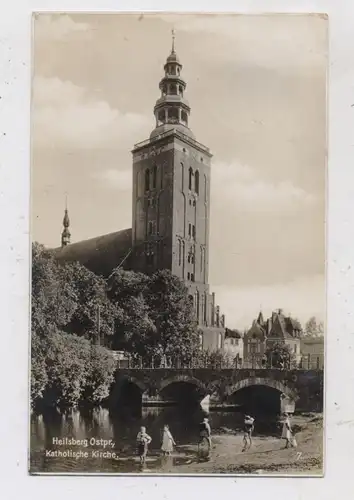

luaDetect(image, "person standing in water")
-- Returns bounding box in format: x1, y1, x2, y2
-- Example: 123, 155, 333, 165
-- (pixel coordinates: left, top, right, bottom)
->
199, 417, 212, 453
281, 413, 294, 448
242, 414, 255, 452
161, 425, 176, 456
136, 426, 152, 466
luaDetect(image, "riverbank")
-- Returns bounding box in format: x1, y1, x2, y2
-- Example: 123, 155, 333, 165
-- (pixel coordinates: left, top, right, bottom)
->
157, 414, 323, 475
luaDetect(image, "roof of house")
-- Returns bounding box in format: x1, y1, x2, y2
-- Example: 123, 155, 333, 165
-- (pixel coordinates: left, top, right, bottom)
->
246, 310, 302, 341
245, 321, 267, 340
225, 328, 243, 339
51, 228, 132, 277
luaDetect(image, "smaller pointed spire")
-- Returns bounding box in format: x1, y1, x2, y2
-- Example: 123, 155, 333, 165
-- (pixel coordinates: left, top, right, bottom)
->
171, 28, 176, 53
61, 196, 71, 247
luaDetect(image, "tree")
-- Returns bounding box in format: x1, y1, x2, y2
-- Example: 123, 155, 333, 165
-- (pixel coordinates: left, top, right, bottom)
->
82, 344, 116, 405
31, 243, 118, 410
32, 242, 119, 344
107, 269, 155, 354
39, 330, 90, 409
31, 328, 116, 410
32, 243, 77, 337
64, 261, 118, 343
145, 270, 199, 364
303, 316, 324, 337
265, 342, 297, 369
107, 269, 200, 364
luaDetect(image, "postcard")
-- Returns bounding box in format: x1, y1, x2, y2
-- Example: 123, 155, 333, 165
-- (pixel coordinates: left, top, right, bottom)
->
30, 12, 327, 476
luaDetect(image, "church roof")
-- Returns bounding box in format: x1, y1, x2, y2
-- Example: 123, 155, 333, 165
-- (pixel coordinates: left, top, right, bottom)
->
52, 228, 132, 277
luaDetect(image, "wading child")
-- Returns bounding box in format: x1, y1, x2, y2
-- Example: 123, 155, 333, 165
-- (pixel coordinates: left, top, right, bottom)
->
161, 424, 176, 456
242, 414, 255, 452
281, 413, 294, 449
136, 426, 152, 466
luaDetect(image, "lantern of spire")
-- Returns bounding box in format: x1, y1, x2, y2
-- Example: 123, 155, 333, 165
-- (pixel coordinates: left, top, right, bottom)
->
150, 29, 195, 139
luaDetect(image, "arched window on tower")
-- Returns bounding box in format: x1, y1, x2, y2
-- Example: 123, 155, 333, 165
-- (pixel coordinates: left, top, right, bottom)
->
158, 110, 165, 126
195, 170, 200, 195
218, 332, 222, 349
188, 167, 193, 190
169, 107, 179, 123
178, 239, 182, 266
201, 294, 205, 326
152, 165, 157, 189
145, 168, 150, 192
200, 246, 204, 273
196, 290, 200, 319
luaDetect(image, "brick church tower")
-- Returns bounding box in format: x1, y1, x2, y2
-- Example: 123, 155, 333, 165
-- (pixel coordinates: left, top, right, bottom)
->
131, 33, 225, 349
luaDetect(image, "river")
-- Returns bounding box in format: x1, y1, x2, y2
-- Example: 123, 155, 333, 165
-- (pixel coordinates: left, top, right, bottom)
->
30, 405, 287, 474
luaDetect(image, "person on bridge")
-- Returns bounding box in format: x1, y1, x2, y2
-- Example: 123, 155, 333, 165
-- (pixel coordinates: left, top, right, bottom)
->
242, 414, 255, 452
136, 426, 152, 466
161, 425, 176, 456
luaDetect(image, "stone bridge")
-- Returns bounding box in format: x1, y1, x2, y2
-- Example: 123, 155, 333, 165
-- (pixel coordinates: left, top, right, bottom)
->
111, 368, 323, 413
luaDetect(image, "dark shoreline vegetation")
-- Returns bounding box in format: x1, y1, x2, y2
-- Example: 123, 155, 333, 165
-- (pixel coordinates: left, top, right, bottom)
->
31, 242, 230, 411
31, 242, 319, 412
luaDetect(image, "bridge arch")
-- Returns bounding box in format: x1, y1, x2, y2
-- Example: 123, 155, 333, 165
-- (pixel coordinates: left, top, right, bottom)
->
225, 377, 299, 401
158, 374, 208, 393
123, 375, 148, 393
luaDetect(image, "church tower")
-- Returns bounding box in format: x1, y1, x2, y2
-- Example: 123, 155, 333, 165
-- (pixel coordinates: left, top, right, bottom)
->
131, 33, 225, 347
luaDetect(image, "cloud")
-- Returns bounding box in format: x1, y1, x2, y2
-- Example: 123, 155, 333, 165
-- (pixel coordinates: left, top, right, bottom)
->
34, 14, 91, 42
211, 160, 317, 214
32, 76, 151, 149
212, 274, 325, 330
91, 169, 132, 191
158, 14, 327, 70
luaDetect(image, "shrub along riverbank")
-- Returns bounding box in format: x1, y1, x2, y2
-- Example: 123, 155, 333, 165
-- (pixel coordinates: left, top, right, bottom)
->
31, 242, 209, 410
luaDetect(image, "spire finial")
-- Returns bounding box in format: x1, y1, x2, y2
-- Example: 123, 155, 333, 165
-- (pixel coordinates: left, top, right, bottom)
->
171, 28, 175, 53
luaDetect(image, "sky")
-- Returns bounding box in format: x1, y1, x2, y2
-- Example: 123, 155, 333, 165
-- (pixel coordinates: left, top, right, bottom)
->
31, 13, 327, 330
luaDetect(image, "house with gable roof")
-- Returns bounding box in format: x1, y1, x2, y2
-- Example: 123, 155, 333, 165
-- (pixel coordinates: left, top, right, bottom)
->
243, 309, 302, 368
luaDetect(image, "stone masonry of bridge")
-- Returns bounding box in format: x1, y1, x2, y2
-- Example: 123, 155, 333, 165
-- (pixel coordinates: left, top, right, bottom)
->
111, 368, 323, 412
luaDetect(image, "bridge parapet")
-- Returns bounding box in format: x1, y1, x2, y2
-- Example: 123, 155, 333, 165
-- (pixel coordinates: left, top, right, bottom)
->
113, 368, 323, 412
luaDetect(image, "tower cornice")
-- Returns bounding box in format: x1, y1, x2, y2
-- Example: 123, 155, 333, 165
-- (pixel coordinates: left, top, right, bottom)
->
132, 128, 212, 157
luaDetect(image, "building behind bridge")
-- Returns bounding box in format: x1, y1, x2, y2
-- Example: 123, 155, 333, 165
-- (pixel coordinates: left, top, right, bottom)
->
50, 35, 226, 352
300, 336, 324, 370
223, 328, 243, 367
243, 309, 302, 368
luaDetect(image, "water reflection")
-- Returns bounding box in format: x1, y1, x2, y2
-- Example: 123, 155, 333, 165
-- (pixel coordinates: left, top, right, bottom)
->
30, 406, 282, 473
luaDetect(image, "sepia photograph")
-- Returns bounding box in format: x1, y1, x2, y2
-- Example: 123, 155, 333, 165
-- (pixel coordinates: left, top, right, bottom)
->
30, 12, 327, 476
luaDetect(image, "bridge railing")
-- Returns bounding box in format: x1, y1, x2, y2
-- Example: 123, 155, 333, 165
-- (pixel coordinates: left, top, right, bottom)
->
111, 352, 323, 371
